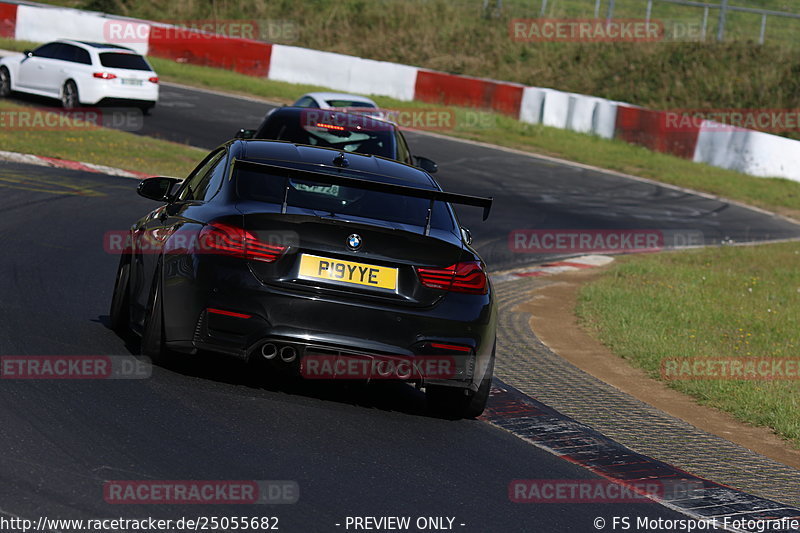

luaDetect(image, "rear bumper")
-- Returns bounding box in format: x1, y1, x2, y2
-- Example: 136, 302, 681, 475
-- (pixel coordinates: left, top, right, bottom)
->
78, 78, 159, 105
162, 255, 497, 389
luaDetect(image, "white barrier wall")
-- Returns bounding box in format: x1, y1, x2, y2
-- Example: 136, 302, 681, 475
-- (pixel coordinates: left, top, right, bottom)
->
520, 87, 618, 139
593, 99, 618, 139
519, 87, 545, 124
693, 121, 800, 182
541, 89, 570, 129
15, 5, 150, 55
567, 93, 598, 134
268, 44, 417, 101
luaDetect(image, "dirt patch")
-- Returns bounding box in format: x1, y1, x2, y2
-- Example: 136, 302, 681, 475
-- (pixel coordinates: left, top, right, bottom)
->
518, 267, 800, 471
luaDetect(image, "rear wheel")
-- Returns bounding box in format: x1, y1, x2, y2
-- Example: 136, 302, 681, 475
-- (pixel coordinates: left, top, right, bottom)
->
109, 256, 131, 334
141, 267, 172, 364
0, 67, 10, 98
427, 344, 495, 419
61, 80, 79, 109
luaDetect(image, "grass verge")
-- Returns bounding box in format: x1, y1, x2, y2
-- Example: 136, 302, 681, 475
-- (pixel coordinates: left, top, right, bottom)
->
0, 99, 202, 177
576, 243, 800, 449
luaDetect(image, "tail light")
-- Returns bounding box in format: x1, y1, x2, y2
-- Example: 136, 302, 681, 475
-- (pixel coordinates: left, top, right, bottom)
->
198, 222, 286, 263
148, 76, 159, 84
93, 72, 117, 80
416, 261, 487, 294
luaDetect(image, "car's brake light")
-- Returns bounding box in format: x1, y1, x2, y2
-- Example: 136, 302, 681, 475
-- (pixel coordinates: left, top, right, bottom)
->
315, 122, 345, 131
93, 72, 117, 80
198, 222, 286, 263
416, 261, 487, 294
148, 76, 159, 84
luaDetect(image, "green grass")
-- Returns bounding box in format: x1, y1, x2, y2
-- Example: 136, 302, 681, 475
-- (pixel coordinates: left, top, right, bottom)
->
0, 98, 203, 177
577, 242, 800, 448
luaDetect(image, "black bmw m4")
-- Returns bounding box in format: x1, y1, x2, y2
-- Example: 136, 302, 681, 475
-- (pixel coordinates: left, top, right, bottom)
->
110, 139, 496, 417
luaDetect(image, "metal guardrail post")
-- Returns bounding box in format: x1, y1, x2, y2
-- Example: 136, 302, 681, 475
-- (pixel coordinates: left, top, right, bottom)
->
702, 6, 709, 40
717, 0, 729, 41
540, 0, 548, 17
759, 14, 766, 44
594, 0, 601, 19
606, 0, 615, 22
646, 0, 653, 24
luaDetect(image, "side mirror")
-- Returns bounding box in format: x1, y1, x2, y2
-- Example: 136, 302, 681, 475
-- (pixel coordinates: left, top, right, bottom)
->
460, 227, 473, 245
137, 176, 182, 202
414, 156, 438, 174
235, 128, 256, 140
23, 50, 33, 57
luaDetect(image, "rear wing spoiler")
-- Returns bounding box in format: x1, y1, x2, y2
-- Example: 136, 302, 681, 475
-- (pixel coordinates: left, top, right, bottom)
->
233, 159, 493, 235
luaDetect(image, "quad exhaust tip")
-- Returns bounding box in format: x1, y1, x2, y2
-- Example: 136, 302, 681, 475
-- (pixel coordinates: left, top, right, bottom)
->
279, 345, 297, 363
261, 343, 278, 360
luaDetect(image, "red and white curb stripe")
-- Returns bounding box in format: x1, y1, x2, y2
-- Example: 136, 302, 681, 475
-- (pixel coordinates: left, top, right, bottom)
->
491, 255, 614, 284
0, 149, 153, 179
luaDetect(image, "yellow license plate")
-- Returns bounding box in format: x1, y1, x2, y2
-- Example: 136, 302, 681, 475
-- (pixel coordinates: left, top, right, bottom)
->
298, 254, 397, 290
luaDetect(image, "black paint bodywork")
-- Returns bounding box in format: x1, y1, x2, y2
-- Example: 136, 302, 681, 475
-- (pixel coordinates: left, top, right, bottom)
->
118, 140, 496, 393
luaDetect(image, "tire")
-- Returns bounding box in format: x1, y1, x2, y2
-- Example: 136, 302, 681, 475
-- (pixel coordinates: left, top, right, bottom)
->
0, 67, 10, 98
109, 255, 131, 335
61, 80, 79, 109
427, 344, 495, 419
140, 103, 154, 116
141, 267, 171, 363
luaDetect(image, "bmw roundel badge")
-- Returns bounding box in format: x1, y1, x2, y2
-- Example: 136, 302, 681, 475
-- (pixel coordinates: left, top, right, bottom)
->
347, 234, 362, 250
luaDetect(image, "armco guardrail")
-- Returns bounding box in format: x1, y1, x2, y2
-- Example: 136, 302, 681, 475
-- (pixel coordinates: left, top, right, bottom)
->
1, 0, 799, 183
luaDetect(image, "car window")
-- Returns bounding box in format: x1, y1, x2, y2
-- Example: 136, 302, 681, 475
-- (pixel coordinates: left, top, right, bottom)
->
294, 97, 316, 108
58, 44, 92, 65
395, 130, 411, 164
325, 100, 376, 109
255, 115, 398, 160
176, 150, 226, 202
32, 43, 61, 59
99, 52, 151, 71
236, 169, 455, 231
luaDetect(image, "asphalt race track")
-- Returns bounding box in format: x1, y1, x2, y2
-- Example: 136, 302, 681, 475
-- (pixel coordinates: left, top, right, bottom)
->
0, 82, 797, 531
0, 162, 714, 531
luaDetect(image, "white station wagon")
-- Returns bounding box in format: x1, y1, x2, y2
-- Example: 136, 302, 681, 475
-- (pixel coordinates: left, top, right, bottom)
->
0, 40, 159, 113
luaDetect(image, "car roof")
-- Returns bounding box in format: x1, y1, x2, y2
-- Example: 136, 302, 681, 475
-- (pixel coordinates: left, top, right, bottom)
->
299, 92, 378, 105
270, 106, 395, 128
56, 40, 138, 53
233, 140, 437, 188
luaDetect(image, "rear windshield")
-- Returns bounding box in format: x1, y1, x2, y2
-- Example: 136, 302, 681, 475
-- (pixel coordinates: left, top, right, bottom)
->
235, 170, 455, 231
99, 52, 151, 71
255, 118, 396, 159
325, 100, 376, 109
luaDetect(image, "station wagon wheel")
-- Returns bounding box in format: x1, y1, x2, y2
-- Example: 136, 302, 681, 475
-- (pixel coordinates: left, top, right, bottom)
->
61, 80, 79, 109
0, 67, 10, 98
